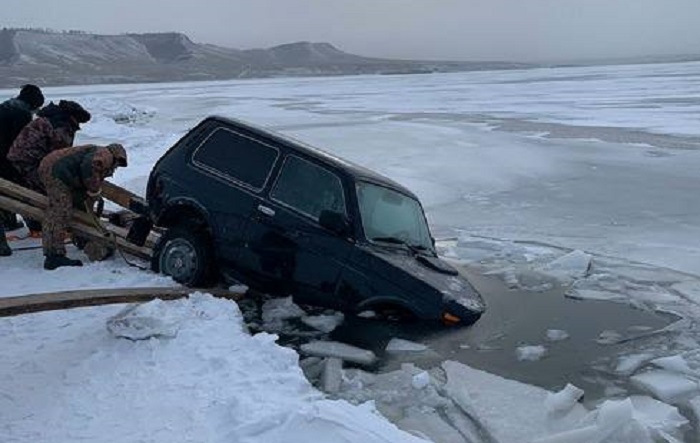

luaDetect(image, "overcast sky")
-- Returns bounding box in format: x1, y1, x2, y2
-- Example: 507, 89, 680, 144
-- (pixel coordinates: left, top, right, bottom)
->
3, 0, 700, 62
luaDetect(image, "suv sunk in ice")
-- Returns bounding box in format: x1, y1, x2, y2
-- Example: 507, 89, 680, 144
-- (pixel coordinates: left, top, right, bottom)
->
147, 116, 485, 325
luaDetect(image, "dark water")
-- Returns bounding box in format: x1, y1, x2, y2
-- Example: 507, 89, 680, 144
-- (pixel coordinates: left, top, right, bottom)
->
330, 268, 678, 404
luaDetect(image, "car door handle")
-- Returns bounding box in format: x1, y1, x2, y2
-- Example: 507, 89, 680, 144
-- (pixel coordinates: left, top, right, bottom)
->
257, 204, 275, 217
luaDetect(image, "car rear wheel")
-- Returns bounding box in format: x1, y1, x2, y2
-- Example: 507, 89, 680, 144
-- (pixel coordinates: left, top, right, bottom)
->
152, 224, 215, 287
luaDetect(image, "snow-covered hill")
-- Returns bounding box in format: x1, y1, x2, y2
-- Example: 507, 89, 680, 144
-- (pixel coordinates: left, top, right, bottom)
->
0, 29, 528, 87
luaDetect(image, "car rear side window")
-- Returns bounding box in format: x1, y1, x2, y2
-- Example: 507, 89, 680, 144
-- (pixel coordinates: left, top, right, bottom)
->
271, 156, 346, 221
192, 127, 279, 190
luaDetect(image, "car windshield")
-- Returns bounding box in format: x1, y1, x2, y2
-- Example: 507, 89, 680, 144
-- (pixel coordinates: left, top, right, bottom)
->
356, 182, 433, 251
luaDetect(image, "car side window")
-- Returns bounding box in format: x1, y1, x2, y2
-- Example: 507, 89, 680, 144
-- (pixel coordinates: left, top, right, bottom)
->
192, 127, 278, 190
271, 156, 346, 221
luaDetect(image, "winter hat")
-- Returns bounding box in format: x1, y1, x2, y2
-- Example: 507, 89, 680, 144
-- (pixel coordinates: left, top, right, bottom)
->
106, 143, 127, 167
58, 100, 91, 124
18, 84, 44, 110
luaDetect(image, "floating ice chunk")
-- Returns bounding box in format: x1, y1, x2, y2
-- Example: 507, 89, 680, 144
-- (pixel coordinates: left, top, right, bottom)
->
565, 288, 626, 302
631, 370, 700, 403
596, 330, 623, 345
386, 338, 428, 353
301, 341, 377, 366
615, 353, 654, 376
650, 355, 694, 376
357, 310, 377, 319
302, 312, 345, 333
545, 384, 584, 416
536, 250, 592, 282
106, 298, 184, 340
262, 296, 306, 331
411, 371, 431, 390
228, 284, 249, 293
516, 345, 547, 361
321, 357, 343, 394
546, 329, 570, 342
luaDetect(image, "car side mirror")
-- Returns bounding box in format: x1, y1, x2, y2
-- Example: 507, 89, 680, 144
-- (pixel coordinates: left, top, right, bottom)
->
319, 210, 351, 237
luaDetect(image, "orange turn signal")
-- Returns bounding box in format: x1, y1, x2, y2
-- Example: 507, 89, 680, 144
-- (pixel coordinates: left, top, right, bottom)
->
442, 312, 461, 325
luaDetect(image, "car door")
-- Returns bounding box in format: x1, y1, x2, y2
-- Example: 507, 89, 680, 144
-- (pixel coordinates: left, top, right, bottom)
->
190, 126, 280, 270
237, 154, 353, 306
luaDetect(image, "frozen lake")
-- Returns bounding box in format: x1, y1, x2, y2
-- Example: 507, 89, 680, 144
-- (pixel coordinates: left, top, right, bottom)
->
27, 60, 700, 276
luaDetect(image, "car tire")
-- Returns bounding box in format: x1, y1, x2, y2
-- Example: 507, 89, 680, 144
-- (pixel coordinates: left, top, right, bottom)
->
152, 223, 216, 287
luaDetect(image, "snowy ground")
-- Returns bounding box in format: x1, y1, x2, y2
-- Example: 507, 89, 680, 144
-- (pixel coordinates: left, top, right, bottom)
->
2, 61, 700, 442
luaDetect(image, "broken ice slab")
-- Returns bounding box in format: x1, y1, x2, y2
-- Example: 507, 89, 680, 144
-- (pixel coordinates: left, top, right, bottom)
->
533, 396, 687, 443
300, 341, 377, 366
411, 371, 431, 390
535, 250, 592, 282
262, 296, 306, 331
615, 353, 654, 376
301, 312, 344, 333
321, 357, 343, 394
545, 384, 584, 416
385, 338, 428, 353
650, 355, 695, 376
106, 299, 183, 340
631, 370, 700, 403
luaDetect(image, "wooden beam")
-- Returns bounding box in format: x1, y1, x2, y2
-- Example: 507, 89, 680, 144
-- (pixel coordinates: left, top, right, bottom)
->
102, 181, 148, 214
0, 287, 245, 317
0, 195, 152, 260
0, 176, 158, 252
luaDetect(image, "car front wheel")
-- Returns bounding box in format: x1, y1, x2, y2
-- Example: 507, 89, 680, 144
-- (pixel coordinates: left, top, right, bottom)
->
152, 224, 215, 287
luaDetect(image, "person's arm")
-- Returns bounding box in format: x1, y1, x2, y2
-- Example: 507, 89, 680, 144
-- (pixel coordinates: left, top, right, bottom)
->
81, 148, 114, 196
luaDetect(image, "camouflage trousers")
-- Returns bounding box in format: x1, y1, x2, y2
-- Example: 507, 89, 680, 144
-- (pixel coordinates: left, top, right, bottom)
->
39, 174, 72, 256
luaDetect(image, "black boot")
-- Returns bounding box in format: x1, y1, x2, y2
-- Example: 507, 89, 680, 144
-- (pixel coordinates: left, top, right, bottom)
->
0, 236, 11, 257
1, 213, 24, 231
44, 254, 83, 270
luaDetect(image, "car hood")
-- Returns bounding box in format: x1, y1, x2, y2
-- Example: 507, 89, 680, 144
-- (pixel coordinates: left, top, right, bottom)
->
364, 246, 486, 314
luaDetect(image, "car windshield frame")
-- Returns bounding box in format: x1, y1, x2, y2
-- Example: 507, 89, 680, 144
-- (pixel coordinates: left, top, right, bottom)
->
356, 181, 434, 253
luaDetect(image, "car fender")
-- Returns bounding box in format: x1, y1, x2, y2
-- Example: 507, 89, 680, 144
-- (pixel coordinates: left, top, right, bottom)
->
157, 197, 212, 231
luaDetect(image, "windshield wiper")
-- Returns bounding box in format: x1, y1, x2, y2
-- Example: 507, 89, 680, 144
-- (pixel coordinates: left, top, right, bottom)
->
371, 237, 435, 256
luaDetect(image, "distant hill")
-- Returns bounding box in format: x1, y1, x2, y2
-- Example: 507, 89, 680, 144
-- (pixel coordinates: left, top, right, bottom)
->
0, 29, 530, 87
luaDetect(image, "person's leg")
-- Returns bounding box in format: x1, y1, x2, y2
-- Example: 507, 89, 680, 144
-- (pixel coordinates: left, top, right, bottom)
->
42, 178, 82, 270
0, 225, 10, 257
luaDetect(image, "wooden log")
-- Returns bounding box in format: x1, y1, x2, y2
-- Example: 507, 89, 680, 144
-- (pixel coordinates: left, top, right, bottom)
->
102, 181, 148, 214
0, 177, 158, 250
0, 194, 152, 260
0, 287, 245, 317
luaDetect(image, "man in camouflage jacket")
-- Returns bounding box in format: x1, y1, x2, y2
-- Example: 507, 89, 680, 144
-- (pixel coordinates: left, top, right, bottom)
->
38, 143, 127, 270
8, 100, 91, 194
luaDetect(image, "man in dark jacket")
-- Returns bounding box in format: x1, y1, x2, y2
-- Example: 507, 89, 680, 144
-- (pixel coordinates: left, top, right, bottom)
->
0, 84, 44, 257
38, 143, 127, 270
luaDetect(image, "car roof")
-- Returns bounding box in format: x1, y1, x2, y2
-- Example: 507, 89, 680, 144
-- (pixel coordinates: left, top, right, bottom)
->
207, 115, 419, 199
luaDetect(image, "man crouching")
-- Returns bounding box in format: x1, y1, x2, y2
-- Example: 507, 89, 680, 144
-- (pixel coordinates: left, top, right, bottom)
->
38, 143, 128, 270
